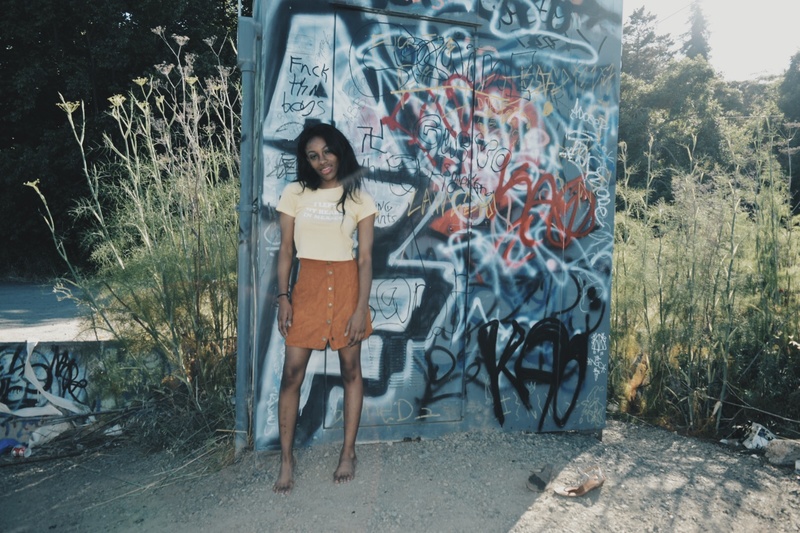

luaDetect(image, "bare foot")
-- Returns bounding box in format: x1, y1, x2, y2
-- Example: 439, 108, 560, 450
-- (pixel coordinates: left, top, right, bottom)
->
333, 452, 357, 484
273, 457, 295, 494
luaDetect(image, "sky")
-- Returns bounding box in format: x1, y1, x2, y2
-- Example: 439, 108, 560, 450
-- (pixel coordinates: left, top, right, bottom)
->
622, 0, 800, 81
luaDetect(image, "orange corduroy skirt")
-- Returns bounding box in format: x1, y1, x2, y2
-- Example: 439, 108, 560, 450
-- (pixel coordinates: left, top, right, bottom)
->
285, 259, 372, 351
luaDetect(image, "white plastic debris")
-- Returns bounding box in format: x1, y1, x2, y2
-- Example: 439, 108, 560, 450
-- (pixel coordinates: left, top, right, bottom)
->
104, 424, 123, 437
741, 422, 776, 450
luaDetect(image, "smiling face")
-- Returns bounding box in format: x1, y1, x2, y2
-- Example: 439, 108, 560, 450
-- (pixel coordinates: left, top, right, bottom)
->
305, 136, 340, 188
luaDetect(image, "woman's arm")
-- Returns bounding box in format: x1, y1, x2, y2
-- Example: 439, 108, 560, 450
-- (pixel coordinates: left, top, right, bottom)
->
277, 213, 296, 337
345, 214, 375, 346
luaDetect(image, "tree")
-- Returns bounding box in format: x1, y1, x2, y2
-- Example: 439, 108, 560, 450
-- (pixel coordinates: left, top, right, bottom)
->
777, 51, 800, 211
622, 7, 675, 83
680, 0, 711, 61
778, 52, 800, 121
619, 55, 729, 201
651, 58, 726, 166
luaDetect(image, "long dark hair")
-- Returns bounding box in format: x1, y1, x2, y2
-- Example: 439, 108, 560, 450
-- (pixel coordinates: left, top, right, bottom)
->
295, 123, 365, 215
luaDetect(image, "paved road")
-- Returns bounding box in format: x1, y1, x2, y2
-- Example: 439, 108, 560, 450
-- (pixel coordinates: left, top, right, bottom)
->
0, 282, 107, 342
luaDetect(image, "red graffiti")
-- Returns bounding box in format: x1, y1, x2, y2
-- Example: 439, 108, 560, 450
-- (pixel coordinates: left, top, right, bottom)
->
382, 71, 597, 263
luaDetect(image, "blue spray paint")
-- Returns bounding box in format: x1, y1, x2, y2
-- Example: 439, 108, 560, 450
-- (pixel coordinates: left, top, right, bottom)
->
246, 0, 622, 449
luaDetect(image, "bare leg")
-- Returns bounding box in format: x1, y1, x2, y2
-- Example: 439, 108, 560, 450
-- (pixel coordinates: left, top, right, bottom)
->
273, 345, 313, 494
334, 342, 363, 484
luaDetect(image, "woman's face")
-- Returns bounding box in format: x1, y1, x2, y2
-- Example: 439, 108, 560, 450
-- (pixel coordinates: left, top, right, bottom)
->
305, 136, 340, 188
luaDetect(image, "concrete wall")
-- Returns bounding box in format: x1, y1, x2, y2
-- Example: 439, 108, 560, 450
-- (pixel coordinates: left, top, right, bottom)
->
0, 342, 92, 414
0, 342, 106, 449
247, 0, 622, 449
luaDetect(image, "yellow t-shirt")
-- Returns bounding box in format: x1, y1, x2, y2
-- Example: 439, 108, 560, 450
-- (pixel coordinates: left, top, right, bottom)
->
276, 182, 377, 261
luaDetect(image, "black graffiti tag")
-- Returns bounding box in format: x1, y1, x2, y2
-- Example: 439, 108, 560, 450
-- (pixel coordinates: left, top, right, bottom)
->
477, 316, 589, 430
0, 345, 88, 410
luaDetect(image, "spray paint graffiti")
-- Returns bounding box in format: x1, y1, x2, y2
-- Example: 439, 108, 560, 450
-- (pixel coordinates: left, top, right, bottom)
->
0, 344, 88, 412
250, 0, 621, 448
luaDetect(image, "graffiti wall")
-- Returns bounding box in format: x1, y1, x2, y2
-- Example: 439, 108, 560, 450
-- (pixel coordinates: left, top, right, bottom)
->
0, 342, 90, 414
0, 342, 94, 450
249, 0, 622, 449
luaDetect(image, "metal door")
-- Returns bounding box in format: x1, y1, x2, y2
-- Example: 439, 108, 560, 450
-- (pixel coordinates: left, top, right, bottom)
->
322, 8, 478, 429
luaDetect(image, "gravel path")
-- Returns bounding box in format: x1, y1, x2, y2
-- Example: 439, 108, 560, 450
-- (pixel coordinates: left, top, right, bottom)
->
2, 283, 797, 531
2, 419, 798, 532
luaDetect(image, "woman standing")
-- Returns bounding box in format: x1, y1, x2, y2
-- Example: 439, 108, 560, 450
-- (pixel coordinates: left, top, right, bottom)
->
273, 123, 377, 494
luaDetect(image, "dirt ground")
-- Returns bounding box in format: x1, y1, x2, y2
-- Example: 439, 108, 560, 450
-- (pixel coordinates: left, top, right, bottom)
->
1, 283, 799, 531
1, 419, 799, 533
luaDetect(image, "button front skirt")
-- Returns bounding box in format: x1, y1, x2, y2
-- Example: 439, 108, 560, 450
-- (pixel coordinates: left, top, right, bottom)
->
284, 258, 372, 351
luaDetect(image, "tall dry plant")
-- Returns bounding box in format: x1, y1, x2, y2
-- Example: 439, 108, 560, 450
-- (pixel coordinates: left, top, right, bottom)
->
731, 117, 800, 425
612, 120, 800, 436
27, 29, 240, 448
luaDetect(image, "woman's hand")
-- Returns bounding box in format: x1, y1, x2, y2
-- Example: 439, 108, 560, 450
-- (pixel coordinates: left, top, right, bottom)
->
278, 299, 292, 337
276, 212, 296, 339
344, 308, 368, 346
347, 213, 375, 347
